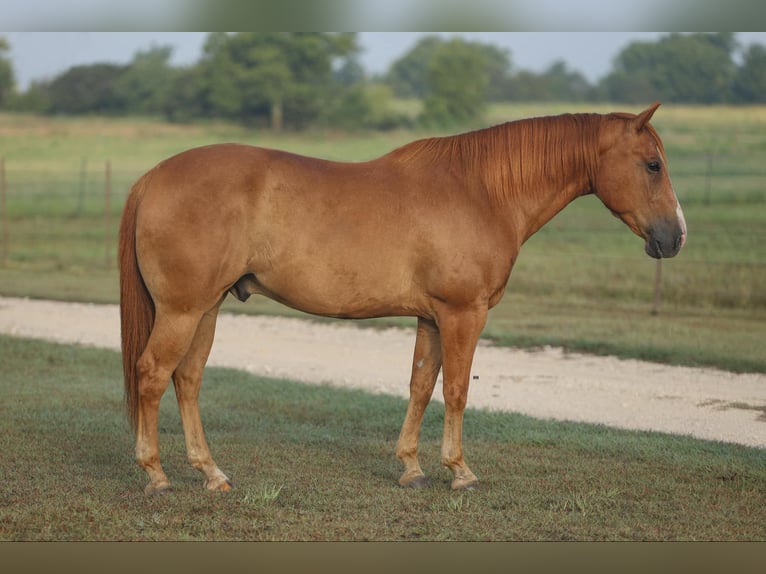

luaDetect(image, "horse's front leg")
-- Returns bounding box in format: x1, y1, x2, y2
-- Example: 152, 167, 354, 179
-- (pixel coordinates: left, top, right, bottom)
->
436, 304, 487, 491
396, 317, 442, 488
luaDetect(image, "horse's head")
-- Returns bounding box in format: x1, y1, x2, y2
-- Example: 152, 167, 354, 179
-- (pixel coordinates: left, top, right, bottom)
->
595, 103, 687, 259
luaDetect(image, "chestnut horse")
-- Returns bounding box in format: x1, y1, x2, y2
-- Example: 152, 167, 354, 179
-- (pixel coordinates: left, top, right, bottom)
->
119, 103, 686, 494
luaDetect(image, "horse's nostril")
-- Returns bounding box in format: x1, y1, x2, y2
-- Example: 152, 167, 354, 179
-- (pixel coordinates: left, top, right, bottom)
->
646, 237, 664, 259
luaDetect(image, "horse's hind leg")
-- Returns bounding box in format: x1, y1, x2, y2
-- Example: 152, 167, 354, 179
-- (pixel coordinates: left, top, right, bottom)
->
396, 318, 442, 488
136, 308, 202, 494
172, 300, 233, 491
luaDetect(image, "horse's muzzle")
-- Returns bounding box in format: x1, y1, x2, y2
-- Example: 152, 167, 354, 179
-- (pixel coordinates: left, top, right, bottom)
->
644, 215, 687, 259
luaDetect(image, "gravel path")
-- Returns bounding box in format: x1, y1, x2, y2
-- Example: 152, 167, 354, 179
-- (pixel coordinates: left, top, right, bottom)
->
0, 296, 763, 448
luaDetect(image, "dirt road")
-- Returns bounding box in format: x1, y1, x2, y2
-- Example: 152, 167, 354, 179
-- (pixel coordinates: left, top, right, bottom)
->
0, 296, 763, 448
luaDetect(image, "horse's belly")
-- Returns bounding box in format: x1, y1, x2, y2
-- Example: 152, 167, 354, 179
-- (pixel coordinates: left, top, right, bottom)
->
243, 262, 420, 319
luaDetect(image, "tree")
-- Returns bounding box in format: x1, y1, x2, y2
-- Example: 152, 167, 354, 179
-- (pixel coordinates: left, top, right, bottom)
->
386, 36, 443, 98
10, 80, 49, 113
0, 37, 15, 108
333, 54, 366, 87
385, 36, 511, 126
505, 60, 593, 102
732, 43, 766, 103
236, 35, 292, 131
46, 63, 127, 114
276, 32, 358, 129
387, 35, 511, 102
420, 38, 494, 126
197, 32, 245, 119
323, 48, 412, 131
114, 45, 177, 115
481, 43, 513, 101
603, 33, 737, 104
162, 67, 201, 122
192, 32, 357, 130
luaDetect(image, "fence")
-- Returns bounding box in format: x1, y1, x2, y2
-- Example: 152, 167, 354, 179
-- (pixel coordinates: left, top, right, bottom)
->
1, 158, 7, 266
0, 159, 137, 272
0, 156, 764, 314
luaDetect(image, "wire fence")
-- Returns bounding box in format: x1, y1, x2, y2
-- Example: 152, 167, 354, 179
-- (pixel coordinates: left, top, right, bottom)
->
0, 156, 764, 312
0, 160, 138, 270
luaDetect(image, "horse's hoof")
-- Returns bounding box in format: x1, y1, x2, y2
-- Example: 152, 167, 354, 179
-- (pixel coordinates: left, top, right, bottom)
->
450, 477, 479, 491
400, 474, 430, 489
205, 476, 234, 492
144, 482, 171, 495
399, 468, 430, 489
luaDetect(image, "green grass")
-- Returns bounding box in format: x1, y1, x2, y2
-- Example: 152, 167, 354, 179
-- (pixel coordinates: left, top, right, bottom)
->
0, 335, 763, 541
0, 106, 764, 373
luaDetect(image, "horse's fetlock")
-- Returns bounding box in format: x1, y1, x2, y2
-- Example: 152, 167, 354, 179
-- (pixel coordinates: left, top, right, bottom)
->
396, 445, 416, 460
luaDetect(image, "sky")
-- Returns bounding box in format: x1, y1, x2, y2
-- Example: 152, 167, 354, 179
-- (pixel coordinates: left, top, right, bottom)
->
4, 32, 766, 91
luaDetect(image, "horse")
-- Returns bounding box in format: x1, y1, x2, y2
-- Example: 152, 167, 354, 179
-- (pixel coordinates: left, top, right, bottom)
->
119, 102, 686, 494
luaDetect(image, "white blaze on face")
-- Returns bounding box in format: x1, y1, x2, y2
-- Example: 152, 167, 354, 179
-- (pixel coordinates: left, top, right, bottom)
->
677, 202, 687, 248
657, 144, 687, 249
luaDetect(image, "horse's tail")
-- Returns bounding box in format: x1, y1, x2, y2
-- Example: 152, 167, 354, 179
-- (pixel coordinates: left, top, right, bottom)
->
118, 172, 155, 434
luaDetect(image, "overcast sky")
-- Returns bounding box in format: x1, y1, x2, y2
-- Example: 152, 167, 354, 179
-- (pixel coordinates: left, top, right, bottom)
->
5, 32, 766, 90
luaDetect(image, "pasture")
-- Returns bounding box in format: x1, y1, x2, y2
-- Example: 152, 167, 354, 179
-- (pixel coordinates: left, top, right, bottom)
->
0, 104, 764, 372
0, 104, 765, 541
1, 335, 764, 541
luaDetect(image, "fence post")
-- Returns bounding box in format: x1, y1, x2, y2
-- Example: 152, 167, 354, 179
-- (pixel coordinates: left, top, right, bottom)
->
1, 157, 7, 267
0, 158, 7, 267
651, 259, 662, 316
104, 160, 111, 268
77, 157, 87, 216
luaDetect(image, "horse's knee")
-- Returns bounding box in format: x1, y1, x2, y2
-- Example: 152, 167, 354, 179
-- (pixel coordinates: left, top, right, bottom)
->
442, 385, 468, 411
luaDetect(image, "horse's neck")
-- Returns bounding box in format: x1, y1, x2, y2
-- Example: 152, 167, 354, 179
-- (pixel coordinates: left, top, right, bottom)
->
511, 175, 592, 246
464, 115, 600, 246
475, 155, 594, 249
389, 116, 600, 247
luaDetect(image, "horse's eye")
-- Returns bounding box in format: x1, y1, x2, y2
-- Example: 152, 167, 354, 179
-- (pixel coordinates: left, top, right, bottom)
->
647, 161, 661, 173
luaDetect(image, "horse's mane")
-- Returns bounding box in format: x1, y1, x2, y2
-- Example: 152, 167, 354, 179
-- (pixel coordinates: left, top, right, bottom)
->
387, 113, 607, 205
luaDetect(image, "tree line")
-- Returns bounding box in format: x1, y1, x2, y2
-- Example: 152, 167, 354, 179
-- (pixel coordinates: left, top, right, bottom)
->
1, 32, 765, 130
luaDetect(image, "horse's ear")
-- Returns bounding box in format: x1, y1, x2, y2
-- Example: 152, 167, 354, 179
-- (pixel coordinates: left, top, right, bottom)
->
635, 102, 661, 131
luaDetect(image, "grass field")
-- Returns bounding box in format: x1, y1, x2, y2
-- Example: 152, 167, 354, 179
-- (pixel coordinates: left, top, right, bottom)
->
1, 105, 764, 541
0, 103, 764, 372
1, 335, 764, 541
